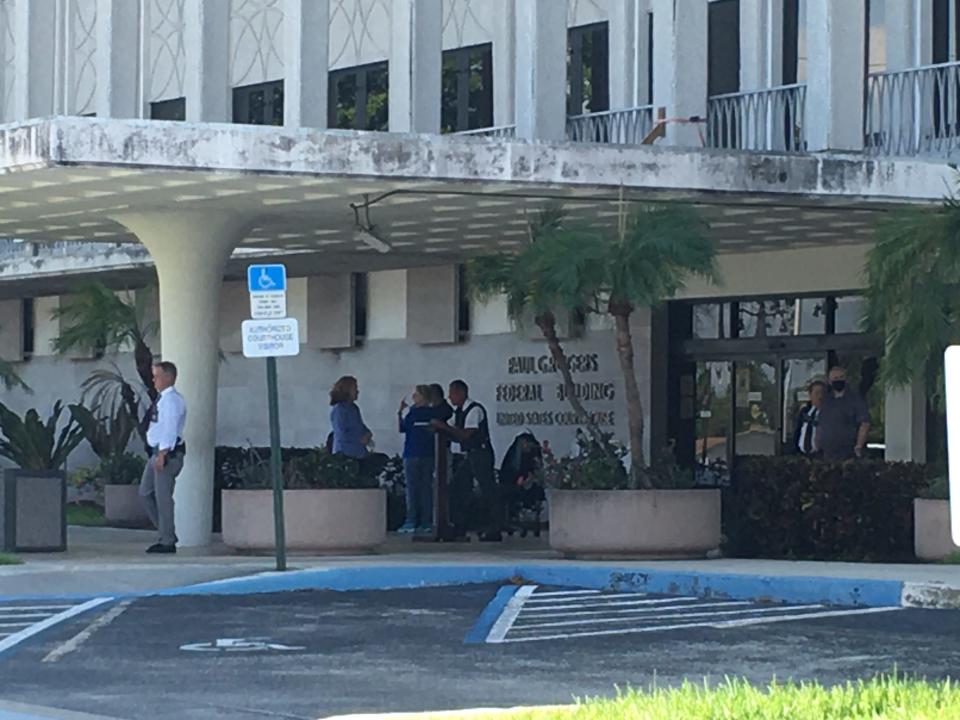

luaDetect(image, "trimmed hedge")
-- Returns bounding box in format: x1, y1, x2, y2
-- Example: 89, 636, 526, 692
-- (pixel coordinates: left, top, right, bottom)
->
723, 457, 929, 562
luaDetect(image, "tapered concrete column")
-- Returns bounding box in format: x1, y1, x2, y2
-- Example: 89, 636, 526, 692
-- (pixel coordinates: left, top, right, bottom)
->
114, 211, 248, 547
284, 0, 329, 128
651, 0, 708, 147
805, 0, 867, 152
885, 376, 927, 463
514, 0, 567, 141
609, 0, 650, 109
184, 0, 231, 123
95, 0, 141, 118
389, 0, 442, 133
13, 0, 57, 119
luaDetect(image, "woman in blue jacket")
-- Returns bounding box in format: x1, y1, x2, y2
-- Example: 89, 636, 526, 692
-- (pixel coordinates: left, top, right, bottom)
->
329, 376, 372, 459
397, 385, 435, 533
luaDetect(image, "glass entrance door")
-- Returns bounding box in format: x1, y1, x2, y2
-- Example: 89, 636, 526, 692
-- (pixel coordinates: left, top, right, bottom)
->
694, 361, 732, 485
782, 357, 828, 453
734, 359, 779, 457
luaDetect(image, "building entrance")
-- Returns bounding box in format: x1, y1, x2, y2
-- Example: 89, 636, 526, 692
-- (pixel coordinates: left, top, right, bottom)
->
667, 296, 884, 485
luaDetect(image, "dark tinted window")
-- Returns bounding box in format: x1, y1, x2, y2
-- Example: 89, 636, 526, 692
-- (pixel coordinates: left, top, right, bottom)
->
233, 81, 284, 126
568, 22, 609, 115
150, 98, 186, 121
329, 62, 389, 131
441, 44, 493, 133
708, 0, 740, 96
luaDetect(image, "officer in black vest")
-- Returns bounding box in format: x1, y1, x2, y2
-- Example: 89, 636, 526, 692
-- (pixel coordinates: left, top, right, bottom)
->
432, 379, 501, 541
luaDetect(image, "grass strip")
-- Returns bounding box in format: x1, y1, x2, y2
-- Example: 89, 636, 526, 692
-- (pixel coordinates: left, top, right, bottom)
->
0, 553, 22, 565
389, 676, 960, 720
66, 503, 107, 527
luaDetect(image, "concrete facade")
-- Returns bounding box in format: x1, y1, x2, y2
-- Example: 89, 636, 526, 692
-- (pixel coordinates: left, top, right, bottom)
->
0, 0, 951, 545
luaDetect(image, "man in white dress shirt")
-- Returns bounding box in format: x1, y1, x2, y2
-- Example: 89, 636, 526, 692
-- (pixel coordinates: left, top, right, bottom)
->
140, 361, 187, 554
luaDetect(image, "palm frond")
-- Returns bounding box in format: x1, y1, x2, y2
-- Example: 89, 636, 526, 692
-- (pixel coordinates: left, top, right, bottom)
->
51, 282, 149, 356
865, 201, 960, 388
0, 356, 30, 393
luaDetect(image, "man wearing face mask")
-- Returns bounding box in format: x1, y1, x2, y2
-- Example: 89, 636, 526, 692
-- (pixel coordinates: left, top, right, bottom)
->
816, 366, 870, 461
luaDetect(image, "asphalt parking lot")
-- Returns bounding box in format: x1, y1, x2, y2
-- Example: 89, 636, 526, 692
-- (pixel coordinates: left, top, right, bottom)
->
0, 584, 958, 719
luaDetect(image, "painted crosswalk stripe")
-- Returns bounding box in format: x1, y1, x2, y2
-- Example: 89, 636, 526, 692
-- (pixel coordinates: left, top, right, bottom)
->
0, 598, 113, 656
511, 603, 828, 631
501, 606, 902, 643
476, 585, 905, 645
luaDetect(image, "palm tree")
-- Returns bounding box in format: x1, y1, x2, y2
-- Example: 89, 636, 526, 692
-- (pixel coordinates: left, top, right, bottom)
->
52, 282, 158, 402
539, 201, 718, 489
468, 207, 607, 440
864, 197, 960, 392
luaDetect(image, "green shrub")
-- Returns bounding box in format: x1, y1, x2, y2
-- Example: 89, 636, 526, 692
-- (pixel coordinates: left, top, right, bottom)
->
0, 400, 84, 471
723, 456, 928, 562
537, 431, 629, 490
920, 475, 949, 500
99, 452, 146, 486
218, 446, 389, 490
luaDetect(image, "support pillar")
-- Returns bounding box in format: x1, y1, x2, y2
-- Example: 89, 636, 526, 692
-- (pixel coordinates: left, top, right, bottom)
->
885, 376, 927, 463
491, 0, 516, 127
114, 211, 248, 547
95, 0, 141, 118
651, 0, 708, 147
514, 0, 567, 141
13, 0, 57, 119
284, 0, 329, 128
609, 0, 649, 109
389, 0, 442, 133
184, 0, 231, 123
805, 0, 867, 152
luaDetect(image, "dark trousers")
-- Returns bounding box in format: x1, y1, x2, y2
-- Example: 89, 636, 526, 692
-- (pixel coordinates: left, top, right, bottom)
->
449, 448, 499, 535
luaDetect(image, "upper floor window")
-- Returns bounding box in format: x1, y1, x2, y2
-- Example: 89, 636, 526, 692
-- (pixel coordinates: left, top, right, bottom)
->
568, 22, 609, 116
329, 62, 389, 131
441, 43, 493, 133
233, 80, 284, 126
353, 272, 368, 345
783, 0, 807, 84
21, 298, 33, 358
150, 97, 186, 121
708, 0, 740, 96
867, 0, 886, 73
933, 0, 960, 63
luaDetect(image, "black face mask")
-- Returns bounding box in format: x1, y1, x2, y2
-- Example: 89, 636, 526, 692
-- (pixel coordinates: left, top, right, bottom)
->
831, 380, 847, 392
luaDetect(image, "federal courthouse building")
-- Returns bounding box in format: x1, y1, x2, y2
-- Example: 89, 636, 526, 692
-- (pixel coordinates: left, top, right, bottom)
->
0, 0, 953, 545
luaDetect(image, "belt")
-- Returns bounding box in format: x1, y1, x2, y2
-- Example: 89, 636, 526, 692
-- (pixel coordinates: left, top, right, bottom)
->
149, 439, 186, 457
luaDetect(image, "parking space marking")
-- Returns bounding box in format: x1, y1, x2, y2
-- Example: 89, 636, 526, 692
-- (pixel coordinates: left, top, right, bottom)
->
477, 585, 905, 644
0, 598, 113, 656
43, 600, 132, 663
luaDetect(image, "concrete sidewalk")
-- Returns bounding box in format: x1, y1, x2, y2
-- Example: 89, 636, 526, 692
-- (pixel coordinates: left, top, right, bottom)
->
2, 527, 960, 608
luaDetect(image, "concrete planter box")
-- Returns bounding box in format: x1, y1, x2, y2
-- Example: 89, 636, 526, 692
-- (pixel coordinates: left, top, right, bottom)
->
548, 488, 722, 559
914, 498, 960, 561
104, 484, 151, 528
0, 469, 67, 552
222, 488, 386, 553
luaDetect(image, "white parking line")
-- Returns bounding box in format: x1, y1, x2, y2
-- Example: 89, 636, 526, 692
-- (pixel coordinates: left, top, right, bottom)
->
484, 586, 905, 644
43, 600, 132, 663
528, 590, 601, 598
0, 598, 113, 656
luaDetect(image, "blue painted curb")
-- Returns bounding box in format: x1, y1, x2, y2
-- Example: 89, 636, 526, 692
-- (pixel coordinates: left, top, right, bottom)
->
0, 563, 918, 608
156, 563, 908, 609
463, 585, 519, 644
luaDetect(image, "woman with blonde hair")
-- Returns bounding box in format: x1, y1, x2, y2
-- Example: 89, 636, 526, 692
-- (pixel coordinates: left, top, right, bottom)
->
329, 375, 372, 459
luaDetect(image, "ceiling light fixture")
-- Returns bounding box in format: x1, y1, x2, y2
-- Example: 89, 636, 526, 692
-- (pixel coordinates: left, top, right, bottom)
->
350, 195, 392, 254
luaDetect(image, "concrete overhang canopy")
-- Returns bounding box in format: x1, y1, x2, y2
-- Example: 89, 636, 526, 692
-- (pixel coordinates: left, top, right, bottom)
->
0, 116, 954, 273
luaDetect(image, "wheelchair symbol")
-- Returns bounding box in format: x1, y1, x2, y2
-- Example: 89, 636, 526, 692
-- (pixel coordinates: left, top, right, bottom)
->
257, 267, 277, 290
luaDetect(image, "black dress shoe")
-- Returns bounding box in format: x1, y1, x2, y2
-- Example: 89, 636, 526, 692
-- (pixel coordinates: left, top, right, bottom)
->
146, 543, 177, 554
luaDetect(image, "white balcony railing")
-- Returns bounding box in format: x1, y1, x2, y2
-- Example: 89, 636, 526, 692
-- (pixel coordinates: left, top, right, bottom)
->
706, 84, 806, 153
865, 61, 960, 159
454, 124, 516, 139
565, 106, 656, 145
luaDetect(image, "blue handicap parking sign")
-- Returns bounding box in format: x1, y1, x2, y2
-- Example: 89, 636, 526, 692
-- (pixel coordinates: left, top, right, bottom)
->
248, 264, 286, 293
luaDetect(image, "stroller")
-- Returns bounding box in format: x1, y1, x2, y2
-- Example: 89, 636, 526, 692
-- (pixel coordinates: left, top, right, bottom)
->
498, 432, 546, 538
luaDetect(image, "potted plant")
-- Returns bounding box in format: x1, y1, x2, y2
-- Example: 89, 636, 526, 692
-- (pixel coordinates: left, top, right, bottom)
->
69, 403, 148, 527
472, 201, 722, 558
914, 476, 958, 561
220, 448, 386, 553
0, 400, 84, 552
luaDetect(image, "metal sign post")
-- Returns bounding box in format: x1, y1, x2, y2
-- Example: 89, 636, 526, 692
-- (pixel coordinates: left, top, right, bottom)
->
944, 347, 960, 545
244, 264, 299, 572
